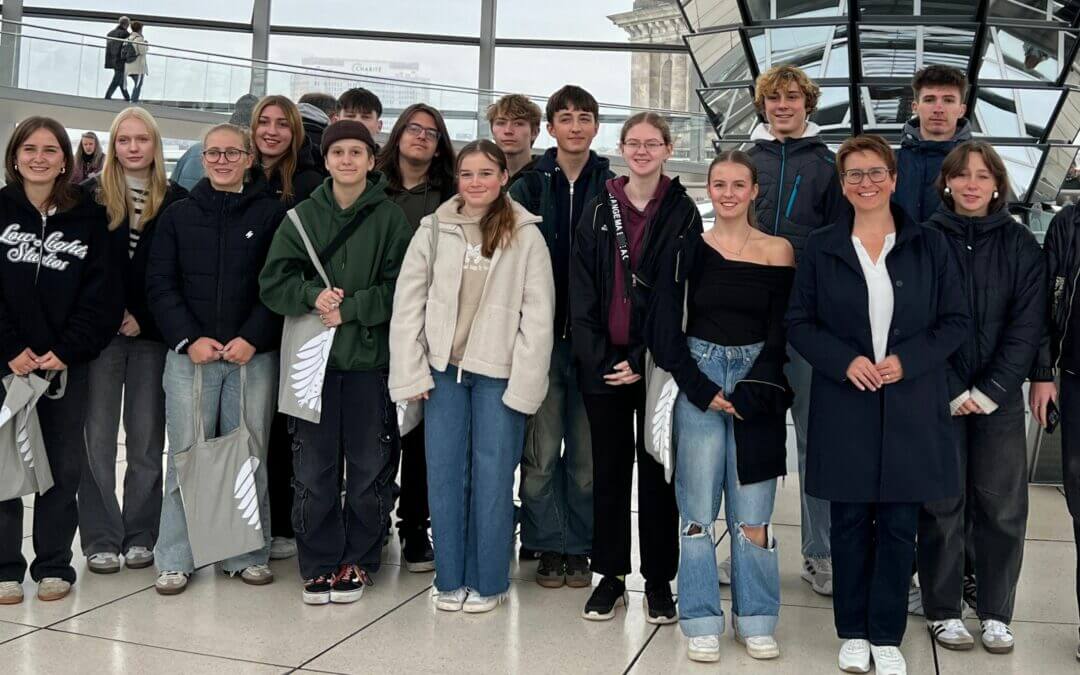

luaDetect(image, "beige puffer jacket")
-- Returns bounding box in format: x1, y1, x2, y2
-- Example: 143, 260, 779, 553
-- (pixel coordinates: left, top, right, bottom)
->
389, 196, 554, 414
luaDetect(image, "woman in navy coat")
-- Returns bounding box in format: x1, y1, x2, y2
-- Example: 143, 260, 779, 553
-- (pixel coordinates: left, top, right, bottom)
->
785, 135, 968, 675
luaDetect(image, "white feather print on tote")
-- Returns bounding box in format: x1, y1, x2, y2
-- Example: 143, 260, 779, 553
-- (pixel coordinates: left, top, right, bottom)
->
289, 328, 335, 412
16, 416, 32, 469
234, 457, 262, 530
0, 405, 12, 428
651, 378, 679, 462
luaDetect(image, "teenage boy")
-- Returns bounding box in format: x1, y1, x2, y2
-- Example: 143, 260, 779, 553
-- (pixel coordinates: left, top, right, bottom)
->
746, 64, 845, 597
335, 87, 384, 140
487, 94, 543, 177
510, 84, 614, 589
104, 16, 131, 100
373, 103, 457, 573
894, 64, 972, 223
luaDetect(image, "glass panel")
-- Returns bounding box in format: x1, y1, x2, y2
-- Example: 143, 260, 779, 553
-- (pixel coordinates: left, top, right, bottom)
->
813, 86, 857, 132
678, 0, 743, 32
861, 85, 914, 130
743, 0, 847, 21
996, 145, 1043, 200
700, 86, 758, 137
1047, 88, 1080, 142
989, 0, 1077, 25
972, 87, 1062, 138
746, 25, 849, 79
859, 0, 979, 18
858, 25, 974, 78
271, 0, 481, 37
24, 0, 254, 22
1030, 145, 1080, 204
979, 25, 1076, 82
497, 0, 684, 45
686, 30, 752, 86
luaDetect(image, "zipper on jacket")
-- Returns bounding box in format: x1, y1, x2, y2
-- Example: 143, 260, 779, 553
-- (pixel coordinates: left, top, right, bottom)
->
214, 197, 227, 339
966, 221, 981, 368
773, 144, 786, 235
35, 212, 46, 283
785, 175, 801, 220
562, 177, 577, 340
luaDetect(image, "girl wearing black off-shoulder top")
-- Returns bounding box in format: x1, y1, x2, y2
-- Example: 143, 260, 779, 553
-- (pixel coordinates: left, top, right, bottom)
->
645, 151, 794, 664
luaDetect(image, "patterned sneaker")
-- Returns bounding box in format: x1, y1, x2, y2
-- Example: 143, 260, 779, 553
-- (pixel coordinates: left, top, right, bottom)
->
36, 577, 71, 601
239, 564, 274, 586
302, 575, 332, 605
928, 618, 974, 650
980, 619, 1014, 654
123, 546, 154, 569
87, 552, 121, 574
0, 581, 23, 605
801, 557, 833, 596
155, 571, 189, 595
330, 564, 372, 604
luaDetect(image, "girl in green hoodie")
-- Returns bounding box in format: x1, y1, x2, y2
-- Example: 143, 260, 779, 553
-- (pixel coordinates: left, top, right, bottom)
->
259, 121, 412, 606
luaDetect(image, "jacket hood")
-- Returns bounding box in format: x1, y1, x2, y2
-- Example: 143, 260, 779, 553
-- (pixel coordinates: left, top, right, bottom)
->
432, 194, 542, 230
298, 103, 330, 127
901, 117, 973, 149
927, 202, 1015, 238
188, 171, 273, 211
1, 181, 99, 220
308, 170, 389, 215
750, 120, 823, 142
533, 146, 611, 177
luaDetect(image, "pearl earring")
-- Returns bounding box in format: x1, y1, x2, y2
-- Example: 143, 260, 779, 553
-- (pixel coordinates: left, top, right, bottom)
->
60, 166, 65, 174
992, 191, 999, 199
943, 186, 951, 195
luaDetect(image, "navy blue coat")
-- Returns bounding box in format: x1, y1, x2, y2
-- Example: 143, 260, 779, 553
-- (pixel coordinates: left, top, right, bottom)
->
785, 204, 970, 503
892, 117, 972, 224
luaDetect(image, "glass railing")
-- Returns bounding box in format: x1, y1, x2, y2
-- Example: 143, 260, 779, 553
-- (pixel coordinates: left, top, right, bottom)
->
3, 21, 715, 163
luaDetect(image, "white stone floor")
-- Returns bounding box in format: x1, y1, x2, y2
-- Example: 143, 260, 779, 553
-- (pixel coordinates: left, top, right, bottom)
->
1, 444, 1078, 673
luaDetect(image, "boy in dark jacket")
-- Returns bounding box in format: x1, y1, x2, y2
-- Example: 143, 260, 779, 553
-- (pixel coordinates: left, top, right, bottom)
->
103, 16, 130, 101
510, 85, 615, 586
893, 65, 973, 224
747, 65, 844, 596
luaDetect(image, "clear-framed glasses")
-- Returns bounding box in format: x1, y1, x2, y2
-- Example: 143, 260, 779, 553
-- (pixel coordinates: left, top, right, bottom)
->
621, 140, 667, 153
202, 148, 249, 163
841, 167, 891, 185
404, 122, 440, 142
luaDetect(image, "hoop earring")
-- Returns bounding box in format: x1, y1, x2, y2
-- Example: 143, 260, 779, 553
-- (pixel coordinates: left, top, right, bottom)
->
60, 166, 65, 174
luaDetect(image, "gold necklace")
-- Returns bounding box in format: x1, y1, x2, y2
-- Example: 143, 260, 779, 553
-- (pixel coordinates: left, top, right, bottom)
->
711, 225, 754, 257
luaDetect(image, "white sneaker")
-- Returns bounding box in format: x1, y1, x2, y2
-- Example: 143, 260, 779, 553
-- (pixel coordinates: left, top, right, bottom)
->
717, 556, 732, 585
688, 635, 721, 663
929, 618, 974, 650
87, 552, 121, 574
870, 645, 907, 675
36, 577, 71, 601
462, 590, 506, 614
155, 571, 189, 595
269, 537, 297, 560
980, 619, 1014, 654
838, 639, 871, 673
801, 557, 833, 596
239, 564, 274, 586
0, 580, 23, 605
737, 633, 779, 660
123, 546, 154, 569
434, 587, 468, 612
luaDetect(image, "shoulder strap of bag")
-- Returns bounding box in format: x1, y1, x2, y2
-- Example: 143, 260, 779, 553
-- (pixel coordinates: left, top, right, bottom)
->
287, 209, 333, 289
319, 204, 378, 264
607, 191, 634, 301
43, 370, 67, 400
426, 214, 440, 288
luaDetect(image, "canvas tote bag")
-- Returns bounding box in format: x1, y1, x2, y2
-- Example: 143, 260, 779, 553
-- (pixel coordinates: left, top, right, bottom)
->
643, 263, 690, 484
174, 365, 265, 567
396, 214, 441, 437
278, 208, 338, 423
0, 373, 53, 501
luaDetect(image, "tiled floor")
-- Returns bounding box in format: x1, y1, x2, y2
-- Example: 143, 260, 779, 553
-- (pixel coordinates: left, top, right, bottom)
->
2, 453, 1078, 673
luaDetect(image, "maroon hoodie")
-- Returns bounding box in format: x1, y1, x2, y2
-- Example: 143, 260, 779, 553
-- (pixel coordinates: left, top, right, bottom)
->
606, 174, 670, 346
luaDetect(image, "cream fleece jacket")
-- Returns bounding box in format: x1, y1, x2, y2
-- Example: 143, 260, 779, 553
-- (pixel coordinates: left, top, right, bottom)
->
388, 196, 555, 414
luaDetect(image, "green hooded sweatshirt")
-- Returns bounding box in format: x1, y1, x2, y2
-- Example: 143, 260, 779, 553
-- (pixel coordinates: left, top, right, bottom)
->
259, 171, 413, 371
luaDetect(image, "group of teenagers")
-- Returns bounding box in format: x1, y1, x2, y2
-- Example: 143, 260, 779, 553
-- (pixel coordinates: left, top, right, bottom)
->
0, 58, 1078, 674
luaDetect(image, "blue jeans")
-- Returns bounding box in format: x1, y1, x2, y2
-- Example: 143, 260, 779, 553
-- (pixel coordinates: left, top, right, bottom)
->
675, 338, 780, 639
155, 351, 276, 574
519, 338, 592, 554
786, 345, 831, 559
426, 367, 525, 596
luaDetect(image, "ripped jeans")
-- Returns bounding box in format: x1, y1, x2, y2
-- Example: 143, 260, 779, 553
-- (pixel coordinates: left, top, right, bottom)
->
674, 338, 780, 639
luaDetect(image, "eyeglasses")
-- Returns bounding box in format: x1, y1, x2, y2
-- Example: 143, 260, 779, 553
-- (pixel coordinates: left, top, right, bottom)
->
622, 140, 667, 152
841, 167, 891, 185
202, 148, 249, 163
404, 122, 440, 142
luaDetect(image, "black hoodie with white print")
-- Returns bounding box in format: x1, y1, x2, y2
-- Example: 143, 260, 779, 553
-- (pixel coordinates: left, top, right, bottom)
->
0, 182, 119, 367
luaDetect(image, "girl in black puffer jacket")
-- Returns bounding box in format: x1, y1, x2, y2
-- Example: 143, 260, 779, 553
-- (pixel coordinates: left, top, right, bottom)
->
0, 117, 118, 605
919, 141, 1045, 654
146, 123, 285, 596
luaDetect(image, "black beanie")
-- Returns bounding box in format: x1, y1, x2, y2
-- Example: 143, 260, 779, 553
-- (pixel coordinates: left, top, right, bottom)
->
321, 120, 377, 157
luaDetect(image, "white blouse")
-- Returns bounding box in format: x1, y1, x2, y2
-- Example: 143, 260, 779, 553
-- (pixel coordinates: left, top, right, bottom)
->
851, 232, 896, 364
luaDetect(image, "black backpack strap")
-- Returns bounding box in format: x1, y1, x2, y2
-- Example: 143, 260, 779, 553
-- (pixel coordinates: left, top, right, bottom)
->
318, 204, 378, 264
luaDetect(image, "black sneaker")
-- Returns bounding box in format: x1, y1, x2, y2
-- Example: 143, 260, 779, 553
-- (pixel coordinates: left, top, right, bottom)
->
536, 551, 566, 588
400, 528, 435, 573
564, 554, 592, 588
303, 574, 332, 605
519, 546, 541, 561
644, 581, 678, 625
582, 576, 626, 621
330, 564, 371, 604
